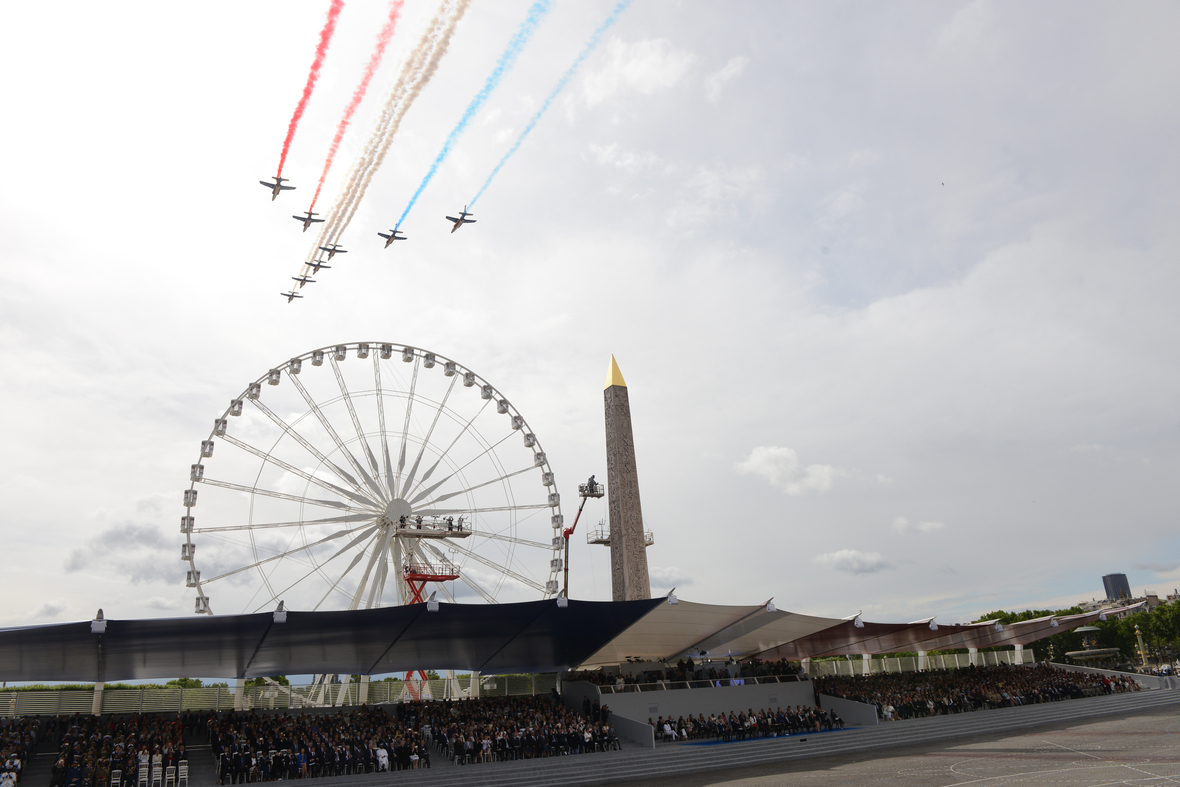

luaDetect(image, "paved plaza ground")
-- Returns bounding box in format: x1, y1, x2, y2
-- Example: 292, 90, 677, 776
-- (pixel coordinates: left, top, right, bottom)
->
625, 704, 1180, 787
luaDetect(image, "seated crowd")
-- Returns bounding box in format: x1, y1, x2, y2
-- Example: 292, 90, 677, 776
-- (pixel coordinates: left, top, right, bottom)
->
815, 663, 1140, 720
650, 705, 842, 743
2, 716, 43, 787
48, 713, 191, 787
206, 693, 620, 782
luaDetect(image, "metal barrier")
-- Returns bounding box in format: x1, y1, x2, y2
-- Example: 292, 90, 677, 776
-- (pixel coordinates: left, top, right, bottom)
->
0, 674, 559, 718
598, 674, 806, 694
806, 649, 1034, 678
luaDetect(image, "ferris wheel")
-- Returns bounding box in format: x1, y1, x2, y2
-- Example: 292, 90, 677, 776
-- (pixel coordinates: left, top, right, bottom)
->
181, 342, 565, 615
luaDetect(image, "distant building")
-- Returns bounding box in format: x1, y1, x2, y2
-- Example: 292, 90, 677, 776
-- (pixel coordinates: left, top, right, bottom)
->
1103, 573, 1132, 600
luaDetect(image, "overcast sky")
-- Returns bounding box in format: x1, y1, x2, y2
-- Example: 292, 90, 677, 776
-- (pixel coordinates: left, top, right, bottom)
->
1, 1, 1177, 631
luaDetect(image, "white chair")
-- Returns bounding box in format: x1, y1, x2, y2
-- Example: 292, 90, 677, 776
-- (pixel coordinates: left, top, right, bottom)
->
136, 767, 148, 787
110, 770, 122, 787
177, 760, 188, 787
164, 766, 175, 787
150, 765, 162, 787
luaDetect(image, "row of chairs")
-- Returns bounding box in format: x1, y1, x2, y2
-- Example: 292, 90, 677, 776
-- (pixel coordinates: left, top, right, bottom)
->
109, 762, 188, 787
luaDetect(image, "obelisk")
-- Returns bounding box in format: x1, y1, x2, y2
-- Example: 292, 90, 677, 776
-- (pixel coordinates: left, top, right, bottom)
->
604, 355, 651, 601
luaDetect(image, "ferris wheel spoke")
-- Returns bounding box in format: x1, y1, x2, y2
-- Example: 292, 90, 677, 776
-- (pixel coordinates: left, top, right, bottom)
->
204, 523, 379, 584
194, 512, 373, 534
417, 464, 536, 508
199, 477, 359, 510
366, 559, 385, 610
469, 530, 554, 549
287, 369, 386, 501
406, 398, 492, 500
250, 399, 371, 499
219, 433, 379, 509
409, 431, 514, 505
350, 527, 394, 609
393, 355, 421, 498
367, 537, 394, 609
253, 523, 382, 612
401, 374, 457, 499
312, 541, 374, 611
443, 540, 546, 594
373, 355, 396, 498
331, 357, 387, 498
416, 503, 551, 516
421, 541, 497, 603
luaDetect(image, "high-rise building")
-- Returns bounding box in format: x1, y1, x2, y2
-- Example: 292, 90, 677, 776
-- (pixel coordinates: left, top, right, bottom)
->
603, 356, 651, 602
1103, 573, 1131, 600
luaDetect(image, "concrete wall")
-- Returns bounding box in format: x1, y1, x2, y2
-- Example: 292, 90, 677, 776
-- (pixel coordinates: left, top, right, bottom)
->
609, 713, 655, 748
817, 694, 879, 727
1051, 662, 1180, 691
562, 680, 816, 726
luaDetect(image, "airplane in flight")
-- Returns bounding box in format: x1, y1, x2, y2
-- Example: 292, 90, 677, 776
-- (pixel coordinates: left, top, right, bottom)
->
260, 176, 295, 200
281, 291, 304, 303
445, 206, 476, 233
318, 243, 347, 260
307, 259, 332, 274
292, 275, 316, 288
377, 229, 408, 247
293, 211, 325, 231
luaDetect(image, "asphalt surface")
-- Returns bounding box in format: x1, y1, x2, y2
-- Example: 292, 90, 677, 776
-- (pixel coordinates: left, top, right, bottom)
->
622, 704, 1180, 787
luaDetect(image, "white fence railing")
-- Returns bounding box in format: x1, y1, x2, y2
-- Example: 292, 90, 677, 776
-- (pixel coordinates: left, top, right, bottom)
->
0, 674, 558, 718
806, 649, 1035, 678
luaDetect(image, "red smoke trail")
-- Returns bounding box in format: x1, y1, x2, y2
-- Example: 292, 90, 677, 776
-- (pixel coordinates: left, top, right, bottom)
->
276, 0, 345, 179
308, 0, 404, 213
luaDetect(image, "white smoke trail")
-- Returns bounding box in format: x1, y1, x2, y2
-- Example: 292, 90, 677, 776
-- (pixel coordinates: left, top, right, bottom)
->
292, 0, 471, 287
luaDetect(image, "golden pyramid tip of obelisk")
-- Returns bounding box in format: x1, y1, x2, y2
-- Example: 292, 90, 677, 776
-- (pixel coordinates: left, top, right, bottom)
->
604, 355, 627, 389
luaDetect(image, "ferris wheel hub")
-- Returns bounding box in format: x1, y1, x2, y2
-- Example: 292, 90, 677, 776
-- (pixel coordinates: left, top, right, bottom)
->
384, 498, 414, 522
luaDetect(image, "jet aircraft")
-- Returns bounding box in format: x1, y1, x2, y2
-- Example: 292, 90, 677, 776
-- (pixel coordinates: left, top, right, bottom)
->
292, 275, 316, 288
318, 243, 347, 259
377, 229, 408, 247
293, 211, 325, 231
307, 259, 332, 274
260, 176, 295, 200
281, 291, 304, 303
445, 206, 476, 233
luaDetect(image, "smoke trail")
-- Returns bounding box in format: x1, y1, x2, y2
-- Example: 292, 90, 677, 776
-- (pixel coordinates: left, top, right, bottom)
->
334, 0, 471, 238
469, 0, 633, 209
393, 0, 553, 230
276, 0, 345, 179
307, 0, 406, 213
314, 0, 468, 251
293, 0, 471, 284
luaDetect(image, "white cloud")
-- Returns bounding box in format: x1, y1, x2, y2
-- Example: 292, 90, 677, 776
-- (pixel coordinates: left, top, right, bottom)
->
735, 446, 840, 496
812, 550, 891, 575
588, 143, 670, 177
582, 38, 696, 106
1134, 561, 1180, 575
145, 597, 181, 611
32, 599, 68, 619
648, 566, 693, 589
704, 55, 749, 102
64, 522, 181, 585
667, 164, 764, 227
892, 517, 946, 535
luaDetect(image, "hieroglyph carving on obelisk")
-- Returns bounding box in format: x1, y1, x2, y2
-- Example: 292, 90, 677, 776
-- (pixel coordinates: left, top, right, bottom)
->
603, 355, 651, 601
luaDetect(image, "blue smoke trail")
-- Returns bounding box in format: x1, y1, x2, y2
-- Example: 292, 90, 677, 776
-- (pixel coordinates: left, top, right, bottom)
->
394, 0, 553, 229
469, 0, 634, 209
